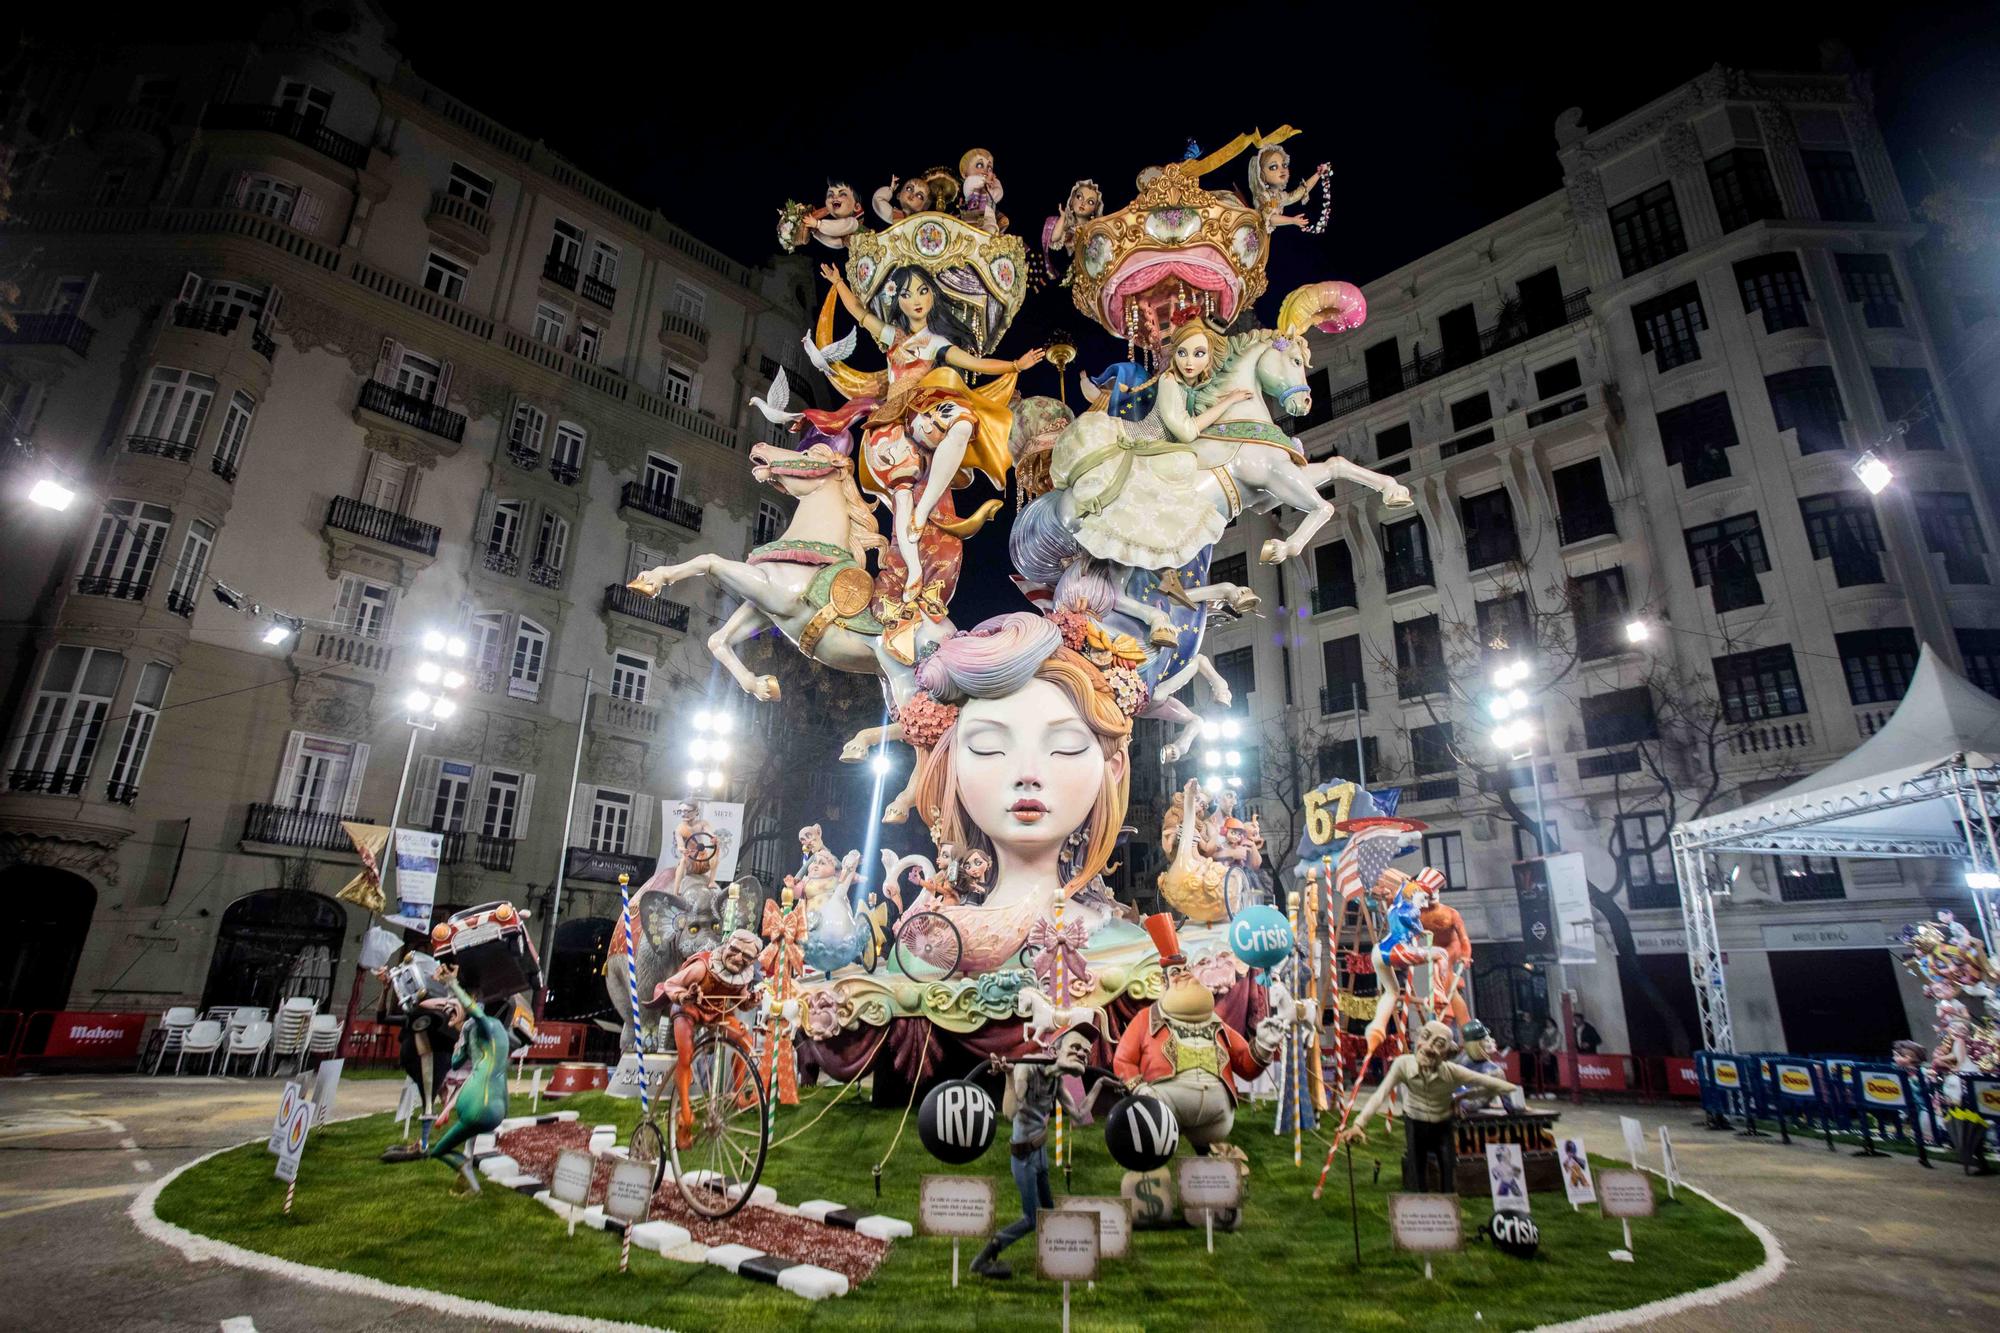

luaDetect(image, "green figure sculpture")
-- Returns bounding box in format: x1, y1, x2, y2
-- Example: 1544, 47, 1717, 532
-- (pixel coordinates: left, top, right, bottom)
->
427, 979, 511, 1195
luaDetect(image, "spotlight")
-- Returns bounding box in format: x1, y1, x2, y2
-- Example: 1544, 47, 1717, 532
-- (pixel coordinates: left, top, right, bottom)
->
705, 770, 723, 790
709, 740, 730, 761
28, 479, 75, 510
1625, 619, 1652, 644
1203, 775, 1222, 793
693, 710, 714, 730
415, 661, 442, 684
1489, 695, 1515, 721
711, 713, 732, 733
1853, 450, 1893, 496
871, 753, 891, 775
441, 670, 466, 690
1227, 775, 1242, 788
1203, 750, 1221, 769
432, 697, 458, 720
688, 738, 709, 761
1968, 871, 2000, 890
686, 767, 704, 788
261, 624, 292, 646
405, 690, 433, 713
444, 636, 467, 657
1221, 719, 1242, 740
1201, 721, 1221, 741
422, 631, 447, 653
1225, 750, 1241, 767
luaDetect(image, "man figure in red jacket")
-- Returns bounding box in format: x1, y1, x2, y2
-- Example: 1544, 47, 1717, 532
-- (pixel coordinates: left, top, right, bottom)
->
1114, 915, 1285, 1155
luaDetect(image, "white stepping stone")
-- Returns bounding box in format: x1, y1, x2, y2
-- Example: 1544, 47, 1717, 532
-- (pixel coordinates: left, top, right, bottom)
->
855, 1215, 913, 1240
628, 1220, 693, 1253
795, 1200, 842, 1222
704, 1243, 763, 1274
476, 1154, 520, 1178
776, 1264, 850, 1301
579, 1205, 610, 1230
471, 1132, 497, 1155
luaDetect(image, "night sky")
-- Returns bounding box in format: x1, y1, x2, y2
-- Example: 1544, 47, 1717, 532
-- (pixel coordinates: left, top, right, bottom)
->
28, 3, 1999, 623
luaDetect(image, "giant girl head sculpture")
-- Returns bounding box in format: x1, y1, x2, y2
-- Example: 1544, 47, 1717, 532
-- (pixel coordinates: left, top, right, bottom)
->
905, 613, 1132, 907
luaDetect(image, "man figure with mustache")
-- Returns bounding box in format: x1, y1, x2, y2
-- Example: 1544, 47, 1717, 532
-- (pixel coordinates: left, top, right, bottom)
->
1339, 1019, 1519, 1191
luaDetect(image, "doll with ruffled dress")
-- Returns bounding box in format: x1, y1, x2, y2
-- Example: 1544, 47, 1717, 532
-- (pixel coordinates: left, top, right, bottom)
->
1247, 136, 1325, 231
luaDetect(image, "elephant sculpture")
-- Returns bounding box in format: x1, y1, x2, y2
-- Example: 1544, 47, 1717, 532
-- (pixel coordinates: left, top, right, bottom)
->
601, 878, 763, 1052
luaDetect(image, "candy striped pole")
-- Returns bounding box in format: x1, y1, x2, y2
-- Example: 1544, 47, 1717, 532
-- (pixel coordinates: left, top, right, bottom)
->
283, 1180, 295, 1215
620, 1224, 633, 1274
1287, 887, 1302, 1167
1052, 890, 1066, 1183
618, 874, 649, 1120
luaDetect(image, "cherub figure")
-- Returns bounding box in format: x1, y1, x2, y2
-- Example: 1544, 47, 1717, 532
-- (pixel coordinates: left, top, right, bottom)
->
873, 174, 933, 225
1042, 179, 1103, 255
1248, 140, 1324, 230
800, 180, 865, 251
958, 147, 1005, 233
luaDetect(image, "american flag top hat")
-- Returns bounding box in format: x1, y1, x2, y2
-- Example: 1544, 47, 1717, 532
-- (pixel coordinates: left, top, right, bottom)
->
1413, 866, 1449, 895
1330, 816, 1428, 902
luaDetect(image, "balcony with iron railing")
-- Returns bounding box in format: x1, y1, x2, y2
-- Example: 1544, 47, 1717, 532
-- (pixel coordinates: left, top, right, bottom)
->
203, 103, 368, 170
478, 834, 516, 872
8, 768, 88, 796
211, 455, 239, 484
243, 802, 374, 851
1310, 581, 1358, 615
105, 780, 140, 806
0, 312, 96, 357
529, 559, 564, 588
1318, 684, 1365, 714
325, 496, 441, 556
1407, 775, 1462, 803
483, 545, 520, 576
507, 441, 541, 472
542, 253, 579, 291
170, 303, 240, 337
75, 574, 150, 601
580, 270, 616, 309
165, 589, 197, 618
619, 482, 704, 532
604, 583, 690, 630
126, 434, 195, 463
355, 379, 466, 444
549, 457, 580, 486
1317, 290, 1593, 426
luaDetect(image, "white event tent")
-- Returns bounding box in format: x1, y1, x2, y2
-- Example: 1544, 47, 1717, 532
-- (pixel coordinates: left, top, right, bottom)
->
1670, 645, 2000, 1051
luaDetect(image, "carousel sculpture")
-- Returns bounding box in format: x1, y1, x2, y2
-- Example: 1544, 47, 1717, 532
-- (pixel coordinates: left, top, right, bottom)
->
618, 131, 1425, 1174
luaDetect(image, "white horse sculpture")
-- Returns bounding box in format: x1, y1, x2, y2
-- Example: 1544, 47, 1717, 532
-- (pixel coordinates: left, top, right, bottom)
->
627, 437, 939, 820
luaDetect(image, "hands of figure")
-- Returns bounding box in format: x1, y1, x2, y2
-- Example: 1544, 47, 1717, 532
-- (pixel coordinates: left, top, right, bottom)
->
1338, 1123, 1368, 1147
1013, 347, 1048, 371
989, 1057, 1012, 1075
803, 215, 820, 230
1223, 388, 1257, 406
889, 175, 900, 189
435, 964, 459, 984
819, 263, 847, 291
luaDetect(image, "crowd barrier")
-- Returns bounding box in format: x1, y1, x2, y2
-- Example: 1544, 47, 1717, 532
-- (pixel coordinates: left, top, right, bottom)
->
0, 1009, 151, 1075
1692, 1049, 2000, 1170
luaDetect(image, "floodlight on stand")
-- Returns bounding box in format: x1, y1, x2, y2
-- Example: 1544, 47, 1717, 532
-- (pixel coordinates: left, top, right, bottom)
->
686, 767, 704, 788
261, 623, 292, 646
405, 690, 434, 713
444, 636, 467, 657
441, 670, 465, 690
709, 740, 730, 761
711, 713, 732, 734
415, 661, 442, 685
1967, 870, 2000, 890
705, 770, 723, 790
1203, 775, 1222, 793
1225, 749, 1241, 767
422, 630, 447, 653
432, 697, 458, 720
1204, 750, 1221, 769
1625, 619, 1653, 644
1853, 450, 1894, 496
1489, 695, 1515, 720
693, 710, 714, 731
1202, 721, 1221, 741
688, 738, 709, 761
1221, 719, 1242, 740
28, 479, 76, 510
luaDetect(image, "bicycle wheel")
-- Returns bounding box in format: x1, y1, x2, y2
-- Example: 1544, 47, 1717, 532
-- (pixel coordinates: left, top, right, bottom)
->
887, 910, 964, 981
669, 1032, 769, 1219
629, 1116, 667, 1193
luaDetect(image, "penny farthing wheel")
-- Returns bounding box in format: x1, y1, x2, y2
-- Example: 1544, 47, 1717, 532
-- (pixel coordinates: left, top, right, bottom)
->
668, 1029, 769, 1218
887, 909, 964, 981
629, 1116, 668, 1192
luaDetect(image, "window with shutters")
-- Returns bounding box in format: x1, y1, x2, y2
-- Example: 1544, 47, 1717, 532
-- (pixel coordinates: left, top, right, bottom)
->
532, 511, 569, 582
104, 661, 170, 800
335, 575, 393, 638
550, 422, 585, 480
549, 219, 584, 268
1213, 646, 1256, 701
575, 322, 601, 364
1713, 646, 1807, 722
508, 402, 547, 461
1618, 812, 1675, 908
1706, 148, 1784, 231
1768, 367, 1848, 455
1394, 615, 1446, 698
423, 251, 468, 301
1321, 635, 1365, 712
1422, 831, 1466, 888
471, 611, 507, 688
1410, 721, 1455, 775
589, 788, 632, 853
1569, 567, 1630, 661
1582, 685, 1659, 747
1685, 513, 1770, 613
280, 733, 362, 814
662, 362, 696, 408
1873, 367, 1942, 450
428, 760, 476, 832
1735, 253, 1811, 333
1804, 150, 1872, 222
1836, 628, 1918, 705
78, 500, 171, 599
590, 241, 619, 285
644, 453, 681, 499
212, 391, 255, 479
672, 281, 706, 321
360, 454, 411, 513
202, 279, 266, 324
533, 303, 566, 346
1632, 283, 1707, 372
241, 173, 300, 221
1836, 253, 1902, 327
133, 367, 217, 445
1608, 182, 1687, 276
482, 769, 525, 839
1915, 492, 1990, 584
1657, 393, 1739, 485
486, 499, 524, 567
393, 350, 443, 401
7, 646, 125, 787
510, 618, 549, 699
1460, 489, 1521, 569
446, 163, 494, 211
610, 652, 650, 703
1798, 492, 1885, 586
626, 544, 665, 585
165, 520, 215, 617
1382, 516, 1433, 592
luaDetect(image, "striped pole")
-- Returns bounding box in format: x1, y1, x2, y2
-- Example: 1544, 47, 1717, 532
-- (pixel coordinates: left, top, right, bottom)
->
618, 874, 650, 1120
1053, 889, 1067, 1184
1287, 888, 1302, 1167
283, 1180, 295, 1215
620, 1225, 633, 1274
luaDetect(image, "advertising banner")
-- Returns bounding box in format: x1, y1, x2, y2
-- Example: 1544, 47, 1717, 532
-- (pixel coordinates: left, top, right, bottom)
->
1546, 853, 1596, 964
391, 828, 443, 927
659, 799, 746, 882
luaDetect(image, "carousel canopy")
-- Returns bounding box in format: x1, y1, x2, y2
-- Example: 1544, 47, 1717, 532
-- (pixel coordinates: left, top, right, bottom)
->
1673, 645, 2000, 859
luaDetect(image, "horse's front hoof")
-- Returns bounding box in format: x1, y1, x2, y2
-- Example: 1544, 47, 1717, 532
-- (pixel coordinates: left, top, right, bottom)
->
883, 798, 913, 824
1258, 539, 1288, 564
625, 576, 659, 597
839, 739, 868, 762
1160, 744, 1182, 764
1228, 590, 1261, 615
753, 675, 782, 702
1148, 623, 1178, 647
1383, 486, 1415, 509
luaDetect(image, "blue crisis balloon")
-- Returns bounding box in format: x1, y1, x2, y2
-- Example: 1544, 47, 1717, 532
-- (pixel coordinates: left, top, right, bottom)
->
1227, 904, 1293, 969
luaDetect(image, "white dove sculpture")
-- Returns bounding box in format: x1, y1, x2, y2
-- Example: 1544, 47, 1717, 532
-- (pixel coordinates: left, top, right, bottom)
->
749, 366, 799, 425
802, 325, 858, 376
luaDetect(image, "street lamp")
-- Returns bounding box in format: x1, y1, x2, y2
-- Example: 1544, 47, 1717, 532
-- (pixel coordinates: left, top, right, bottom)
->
1624, 619, 1653, 644
389, 630, 471, 871
28, 478, 76, 511
1853, 450, 1894, 496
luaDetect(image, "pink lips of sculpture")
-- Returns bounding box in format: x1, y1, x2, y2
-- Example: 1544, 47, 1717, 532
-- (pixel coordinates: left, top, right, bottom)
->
1009, 798, 1049, 825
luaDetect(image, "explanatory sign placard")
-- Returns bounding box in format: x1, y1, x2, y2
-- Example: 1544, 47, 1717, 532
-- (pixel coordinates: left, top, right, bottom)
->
268, 1077, 305, 1154
919, 1174, 995, 1238
1387, 1193, 1464, 1252
1176, 1156, 1242, 1210
604, 1158, 655, 1225
1056, 1194, 1133, 1260
552, 1148, 595, 1207
274, 1100, 312, 1184
1036, 1208, 1101, 1283
1596, 1169, 1656, 1219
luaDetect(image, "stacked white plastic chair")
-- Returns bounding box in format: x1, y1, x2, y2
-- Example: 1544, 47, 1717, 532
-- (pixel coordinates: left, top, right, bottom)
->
176, 1020, 224, 1075
271, 998, 317, 1075
305, 1013, 343, 1069
222, 1020, 273, 1076
145, 1007, 197, 1074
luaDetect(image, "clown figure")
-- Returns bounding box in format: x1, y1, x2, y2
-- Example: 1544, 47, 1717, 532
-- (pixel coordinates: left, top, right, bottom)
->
654, 929, 762, 1146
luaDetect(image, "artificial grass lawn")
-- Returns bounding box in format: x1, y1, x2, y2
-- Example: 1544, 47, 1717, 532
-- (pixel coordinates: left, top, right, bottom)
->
157, 1085, 1764, 1332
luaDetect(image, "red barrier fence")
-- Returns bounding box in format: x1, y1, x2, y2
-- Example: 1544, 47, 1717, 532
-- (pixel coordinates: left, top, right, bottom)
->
525, 1021, 587, 1061
0, 1009, 151, 1073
